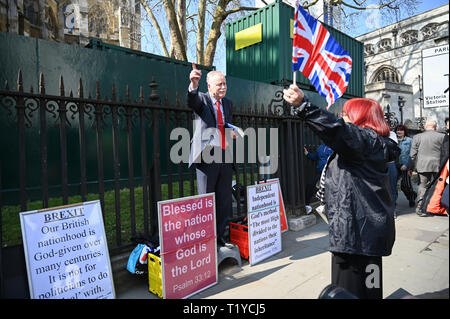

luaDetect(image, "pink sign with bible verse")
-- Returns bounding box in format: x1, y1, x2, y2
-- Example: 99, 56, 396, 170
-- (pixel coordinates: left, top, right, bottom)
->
158, 193, 217, 299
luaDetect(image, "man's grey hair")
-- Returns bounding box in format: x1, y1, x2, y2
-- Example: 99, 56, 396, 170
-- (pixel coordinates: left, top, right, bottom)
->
425, 119, 437, 129
206, 71, 225, 84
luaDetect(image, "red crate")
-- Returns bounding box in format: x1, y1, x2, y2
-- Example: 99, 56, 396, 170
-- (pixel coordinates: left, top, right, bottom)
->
229, 222, 249, 259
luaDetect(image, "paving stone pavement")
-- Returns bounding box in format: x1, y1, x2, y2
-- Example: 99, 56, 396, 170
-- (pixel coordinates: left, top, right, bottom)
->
118, 191, 449, 299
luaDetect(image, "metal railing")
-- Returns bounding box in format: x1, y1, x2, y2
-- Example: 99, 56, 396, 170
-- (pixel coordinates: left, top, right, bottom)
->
0, 69, 320, 254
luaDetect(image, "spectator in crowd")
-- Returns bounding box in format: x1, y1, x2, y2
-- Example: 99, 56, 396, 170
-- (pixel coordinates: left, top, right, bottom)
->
283, 85, 399, 299
304, 143, 333, 205
395, 125, 416, 207
419, 117, 449, 217
440, 117, 449, 168
409, 119, 445, 217
387, 131, 399, 217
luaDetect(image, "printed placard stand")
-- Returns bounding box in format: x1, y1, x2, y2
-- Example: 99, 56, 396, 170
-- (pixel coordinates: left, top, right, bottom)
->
247, 181, 282, 265
20, 200, 115, 299
158, 193, 218, 299
258, 178, 288, 232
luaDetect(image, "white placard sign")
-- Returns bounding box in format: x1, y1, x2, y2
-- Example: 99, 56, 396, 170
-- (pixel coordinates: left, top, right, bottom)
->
247, 181, 282, 265
422, 44, 449, 108
20, 200, 115, 299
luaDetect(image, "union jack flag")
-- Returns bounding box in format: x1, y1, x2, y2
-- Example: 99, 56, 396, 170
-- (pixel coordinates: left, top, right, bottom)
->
292, 1, 352, 108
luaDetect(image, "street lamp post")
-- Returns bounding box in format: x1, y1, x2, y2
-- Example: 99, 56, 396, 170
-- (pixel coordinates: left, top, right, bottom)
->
417, 75, 425, 130
398, 96, 405, 125
384, 103, 399, 130
382, 93, 398, 130
385, 103, 392, 128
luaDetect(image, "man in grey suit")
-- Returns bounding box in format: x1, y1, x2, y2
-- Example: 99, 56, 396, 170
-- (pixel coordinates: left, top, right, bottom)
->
187, 64, 234, 247
409, 119, 445, 216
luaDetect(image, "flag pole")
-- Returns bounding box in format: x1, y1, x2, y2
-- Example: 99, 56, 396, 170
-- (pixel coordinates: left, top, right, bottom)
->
293, 71, 296, 86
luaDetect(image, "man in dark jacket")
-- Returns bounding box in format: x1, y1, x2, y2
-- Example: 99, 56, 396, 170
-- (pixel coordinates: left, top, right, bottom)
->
187, 64, 234, 248
284, 84, 399, 299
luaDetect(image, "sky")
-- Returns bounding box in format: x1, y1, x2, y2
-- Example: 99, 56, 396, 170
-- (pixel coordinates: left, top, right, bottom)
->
140, 0, 449, 73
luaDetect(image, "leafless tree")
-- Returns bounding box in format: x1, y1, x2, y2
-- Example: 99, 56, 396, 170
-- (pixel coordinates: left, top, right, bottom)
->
139, 0, 422, 65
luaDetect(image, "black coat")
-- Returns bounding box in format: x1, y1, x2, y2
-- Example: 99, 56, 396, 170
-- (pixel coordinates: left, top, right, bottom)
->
297, 103, 400, 257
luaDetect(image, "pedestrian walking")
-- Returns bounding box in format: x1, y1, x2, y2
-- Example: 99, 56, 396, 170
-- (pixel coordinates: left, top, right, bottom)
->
395, 125, 416, 207
409, 119, 445, 217
284, 85, 400, 299
440, 117, 449, 168
387, 131, 400, 218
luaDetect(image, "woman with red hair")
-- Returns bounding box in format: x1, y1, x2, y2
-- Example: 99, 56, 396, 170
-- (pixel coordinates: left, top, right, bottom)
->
341, 98, 391, 136
283, 86, 400, 299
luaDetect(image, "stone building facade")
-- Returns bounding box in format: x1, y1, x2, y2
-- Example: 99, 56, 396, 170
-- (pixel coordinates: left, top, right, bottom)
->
0, 0, 141, 50
356, 4, 449, 130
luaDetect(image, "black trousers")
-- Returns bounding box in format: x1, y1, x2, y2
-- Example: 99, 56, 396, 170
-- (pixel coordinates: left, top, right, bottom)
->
196, 148, 232, 241
305, 170, 321, 204
331, 252, 383, 299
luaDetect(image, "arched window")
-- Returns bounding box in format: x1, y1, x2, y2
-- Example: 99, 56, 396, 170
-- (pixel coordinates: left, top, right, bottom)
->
371, 66, 401, 83
88, 4, 108, 37
24, 0, 39, 26
421, 23, 440, 38
400, 30, 418, 46
377, 38, 392, 52
364, 44, 375, 56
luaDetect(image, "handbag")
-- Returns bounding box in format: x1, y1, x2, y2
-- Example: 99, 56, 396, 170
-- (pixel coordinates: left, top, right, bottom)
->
400, 170, 416, 202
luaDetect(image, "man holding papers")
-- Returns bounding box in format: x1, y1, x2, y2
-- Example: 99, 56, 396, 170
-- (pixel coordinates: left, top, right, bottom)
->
187, 64, 236, 248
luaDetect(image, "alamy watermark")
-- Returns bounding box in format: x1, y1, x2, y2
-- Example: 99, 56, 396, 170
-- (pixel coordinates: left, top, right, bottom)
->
365, 264, 380, 289
169, 125, 279, 174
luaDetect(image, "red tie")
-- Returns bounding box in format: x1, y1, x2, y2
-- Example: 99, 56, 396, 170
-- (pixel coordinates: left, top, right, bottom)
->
216, 100, 226, 150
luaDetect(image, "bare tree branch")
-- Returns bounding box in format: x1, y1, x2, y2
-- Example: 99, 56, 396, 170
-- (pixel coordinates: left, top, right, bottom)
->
225, 6, 258, 15
340, 0, 398, 11
139, 0, 169, 57
352, 0, 367, 6
176, 0, 188, 49
197, 0, 207, 64
161, 0, 187, 60
302, 0, 320, 9
138, 0, 419, 66
187, 13, 198, 19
